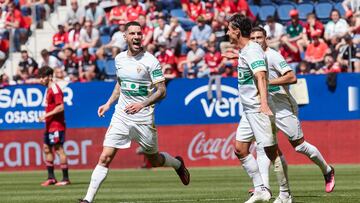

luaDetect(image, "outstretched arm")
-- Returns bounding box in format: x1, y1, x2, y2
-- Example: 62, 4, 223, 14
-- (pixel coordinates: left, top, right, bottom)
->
124, 81, 166, 114
98, 82, 121, 117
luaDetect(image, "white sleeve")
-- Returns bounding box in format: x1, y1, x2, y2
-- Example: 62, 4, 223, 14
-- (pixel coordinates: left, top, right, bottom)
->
149, 57, 165, 84
271, 51, 292, 75
244, 48, 267, 75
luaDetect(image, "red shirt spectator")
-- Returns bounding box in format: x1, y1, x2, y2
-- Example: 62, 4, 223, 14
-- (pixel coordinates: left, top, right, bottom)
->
126, 0, 144, 22
205, 51, 222, 74
46, 83, 66, 132
53, 28, 68, 48
109, 4, 127, 25
188, 0, 204, 21
235, 0, 255, 21
304, 13, 324, 39
214, 0, 231, 15
5, 6, 26, 28
279, 36, 301, 64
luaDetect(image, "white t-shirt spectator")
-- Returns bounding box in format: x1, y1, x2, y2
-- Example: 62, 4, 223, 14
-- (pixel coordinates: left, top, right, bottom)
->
39, 55, 63, 69
187, 47, 205, 67
153, 24, 171, 44
112, 31, 126, 51
65, 7, 85, 25
264, 22, 284, 39
325, 19, 349, 38
80, 28, 101, 47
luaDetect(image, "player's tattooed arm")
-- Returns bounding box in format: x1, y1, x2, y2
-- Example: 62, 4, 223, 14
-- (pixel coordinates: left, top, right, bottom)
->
142, 81, 166, 107
98, 82, 121, 117
124, 81, 166, 114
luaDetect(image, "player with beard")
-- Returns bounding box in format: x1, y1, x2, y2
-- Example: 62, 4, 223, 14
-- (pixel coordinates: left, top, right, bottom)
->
79, 21, 190, 203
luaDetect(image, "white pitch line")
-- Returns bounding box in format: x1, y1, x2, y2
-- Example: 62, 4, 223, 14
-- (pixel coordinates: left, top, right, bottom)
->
117, 197, 243, 203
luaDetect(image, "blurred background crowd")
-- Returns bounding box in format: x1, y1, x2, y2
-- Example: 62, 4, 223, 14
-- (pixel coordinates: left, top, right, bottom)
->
0, 0, 359, 87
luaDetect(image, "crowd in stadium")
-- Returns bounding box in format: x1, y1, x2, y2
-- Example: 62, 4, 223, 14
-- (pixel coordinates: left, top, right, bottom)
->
0, 0, 359, 86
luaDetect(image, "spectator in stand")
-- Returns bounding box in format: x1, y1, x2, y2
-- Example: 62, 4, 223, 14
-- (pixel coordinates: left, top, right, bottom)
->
5, 2, 29, 52
126, 0, 144, 22
138, 14, 153, 47
209, 16, 227, 52
305, 31, 330, 71
78, 47, 97, 82
202, 42, 224, 103
155, 42, 177, 79
188, 15, 212, 48
317, 54, 342, 74
342, 0, 360, 15
97, 22, 127, 60
153, 16, 171, 47
145, 0, 162, 20
167, 17, 186, 55
345, 10, 360, 43
85, 0, 106, 29
338, 34, 360, 72
324, 9, 349, 42
264, 15, 284, 50
203, 2, 215, 24
39, 49, 63, 69
187, 0, 204, 22
286, 9, 304, 48
67, 21, 82, 51
298, 13, 324, 51
179, 40, 205, 78
297, 61, 310, 75
0, 7, 7, 37
62, 48, 79, 82
65, 0, 85, 30
279, 34, 301, 71
50, 24, 68, 58
214, 0, 231, 19
13, 50, 38, 83
0, 73, 9, 88
79, 20, 101, 55
0, 36, 8, 66
232, 0, 256, 21
21, 0, 49, 29
108, 0, 127, 36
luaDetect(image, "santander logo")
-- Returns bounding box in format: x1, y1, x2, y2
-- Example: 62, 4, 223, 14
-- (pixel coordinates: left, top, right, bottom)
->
184, 84, 242, 118
187, 131, 238, 161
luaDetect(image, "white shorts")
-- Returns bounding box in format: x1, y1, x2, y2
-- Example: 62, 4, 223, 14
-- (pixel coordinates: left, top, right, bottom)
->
236, 112, 277, 147
103, 119, 158, 154
276, 114, 303, 141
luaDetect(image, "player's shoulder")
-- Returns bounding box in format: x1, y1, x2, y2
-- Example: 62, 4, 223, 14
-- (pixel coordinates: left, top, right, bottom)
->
114, 51, 127, 61
266, 47, 281, 58
243, 41, 264, 56
142, 51, 159, 62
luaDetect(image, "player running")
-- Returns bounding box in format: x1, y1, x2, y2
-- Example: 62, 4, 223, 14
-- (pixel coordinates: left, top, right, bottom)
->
79, 21, 190, 203
250, 26, 335, 195
38, 66, 71, 186
226, 14, 292, 203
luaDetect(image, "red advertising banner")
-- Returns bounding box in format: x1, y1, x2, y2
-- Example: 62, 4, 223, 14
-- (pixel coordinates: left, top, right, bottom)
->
1, 120, 360, 171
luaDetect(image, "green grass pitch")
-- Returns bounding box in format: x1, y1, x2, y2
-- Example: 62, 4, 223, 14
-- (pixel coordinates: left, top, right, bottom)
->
1, 165, 359, 203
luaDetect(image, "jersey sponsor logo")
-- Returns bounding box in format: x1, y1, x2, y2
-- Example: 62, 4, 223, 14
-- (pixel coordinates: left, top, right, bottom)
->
250, 60, 266, 70
279, 61, 289, 69
152, 69, 163, 78
184, 84, 241, 118
187, 131, 237, 161
136, 66, 142, 73
121, 81, 148, 96
238, 69, 253, 85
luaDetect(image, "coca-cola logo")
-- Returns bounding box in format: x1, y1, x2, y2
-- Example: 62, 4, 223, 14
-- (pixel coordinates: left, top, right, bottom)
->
188, 132, 238, 161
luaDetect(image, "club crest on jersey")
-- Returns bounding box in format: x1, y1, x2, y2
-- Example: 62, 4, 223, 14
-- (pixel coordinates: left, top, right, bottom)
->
137, 66, 142, 73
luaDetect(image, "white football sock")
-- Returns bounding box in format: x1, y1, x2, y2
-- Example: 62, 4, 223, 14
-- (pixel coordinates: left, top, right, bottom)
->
273, 155, 291, 198
240, 154, 264, 192
84, 165, 109, 202
256, 145, 271, 189
295, 141, 331, 174
160, 152, 181, 170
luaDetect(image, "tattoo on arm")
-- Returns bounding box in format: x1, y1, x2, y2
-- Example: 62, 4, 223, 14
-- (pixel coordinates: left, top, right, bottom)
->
106, 82, 121, 106
142, 81, 166, 107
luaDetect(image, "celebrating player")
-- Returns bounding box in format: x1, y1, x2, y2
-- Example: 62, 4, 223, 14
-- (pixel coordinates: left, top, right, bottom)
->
38, 66, 70, 186
226, 14, 292, 203
79, 21, 190, 203
250, 26, 335, 194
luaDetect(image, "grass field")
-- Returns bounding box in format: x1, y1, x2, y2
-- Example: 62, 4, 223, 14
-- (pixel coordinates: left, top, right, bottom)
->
1, 165, 359, 203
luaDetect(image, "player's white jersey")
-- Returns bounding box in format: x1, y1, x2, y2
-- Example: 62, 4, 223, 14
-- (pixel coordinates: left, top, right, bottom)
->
265, 48, 298, 117
238, 41, 271, 113
113, 51, 165, 124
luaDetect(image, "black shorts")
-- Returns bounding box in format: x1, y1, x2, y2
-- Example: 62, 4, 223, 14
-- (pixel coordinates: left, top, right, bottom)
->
44, 131, 65, 146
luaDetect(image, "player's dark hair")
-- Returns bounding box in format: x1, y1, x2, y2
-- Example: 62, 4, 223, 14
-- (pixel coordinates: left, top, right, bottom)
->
251, 26, 267, 37
125, 21, 141, 31
228, 14, 252, 38
38, 66, 53, 78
